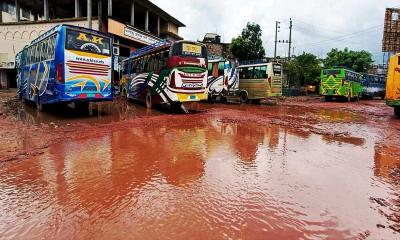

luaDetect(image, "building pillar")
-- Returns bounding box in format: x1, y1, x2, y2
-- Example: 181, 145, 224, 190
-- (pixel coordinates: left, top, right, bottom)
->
157, 16, 160, 36
87, 0, 92, 29
0, 0, 3, 23
98, 0, 102, 31
74, 0, 81, 18
145, 9, 149, 32
107, 0, 112, 16
130, 1, 134, 26
44, 0, 49, 20
15, 0, 20, 22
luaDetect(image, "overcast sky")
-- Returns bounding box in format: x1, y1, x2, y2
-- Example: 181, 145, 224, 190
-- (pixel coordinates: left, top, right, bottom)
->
151, 0, 399, 62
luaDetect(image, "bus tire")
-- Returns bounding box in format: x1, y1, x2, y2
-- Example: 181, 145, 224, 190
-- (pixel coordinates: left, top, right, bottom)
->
395, 107, 400, 118
325, 96, 332, 102
239, 92, 248, 103
220, 96, 227, 103
145, 90, 152, 109
75, 102, 89, 112
252, 99, 261, 105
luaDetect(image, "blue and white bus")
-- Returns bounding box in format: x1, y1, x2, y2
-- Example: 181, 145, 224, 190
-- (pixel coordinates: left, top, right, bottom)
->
361, 74, 386, 100
16, 24, 113, 111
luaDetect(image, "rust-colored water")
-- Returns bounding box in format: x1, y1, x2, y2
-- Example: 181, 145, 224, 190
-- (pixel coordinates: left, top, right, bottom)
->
0, 99, 399, 239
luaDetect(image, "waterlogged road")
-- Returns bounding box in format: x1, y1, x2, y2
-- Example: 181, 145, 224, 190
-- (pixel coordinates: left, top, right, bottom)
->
0, 92, 399, 239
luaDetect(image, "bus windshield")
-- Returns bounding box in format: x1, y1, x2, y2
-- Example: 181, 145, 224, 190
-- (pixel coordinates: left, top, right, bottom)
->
170, 42, 207, 58
323, 69, 341, 76
65, 29, 111, 56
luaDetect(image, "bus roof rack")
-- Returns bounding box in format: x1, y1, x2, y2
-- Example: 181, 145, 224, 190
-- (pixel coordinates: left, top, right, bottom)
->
130, 39, 172, 58
239, 59, 268, 65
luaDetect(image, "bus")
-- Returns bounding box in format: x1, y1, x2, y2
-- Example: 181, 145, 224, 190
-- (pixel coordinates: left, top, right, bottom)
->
385, 53, 400, 117
361, 74, 386, 100
207, 57, 239, 102
320, 68, 362, 102
17, 24, 113, 111
227, 61, 283, 103
124, 40, 208, 111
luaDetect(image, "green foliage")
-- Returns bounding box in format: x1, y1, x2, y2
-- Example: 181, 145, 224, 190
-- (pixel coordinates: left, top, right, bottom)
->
286, 52, 322, 87
230, 22, 266, 61
323, 48, 373, 73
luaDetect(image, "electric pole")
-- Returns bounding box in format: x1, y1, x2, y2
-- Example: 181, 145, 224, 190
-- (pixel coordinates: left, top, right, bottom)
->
288, 18, 293, 60
274, 21, 280, 61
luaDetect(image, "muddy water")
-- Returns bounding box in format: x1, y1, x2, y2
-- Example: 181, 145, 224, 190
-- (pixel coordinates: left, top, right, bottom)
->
1, 100, 400, 239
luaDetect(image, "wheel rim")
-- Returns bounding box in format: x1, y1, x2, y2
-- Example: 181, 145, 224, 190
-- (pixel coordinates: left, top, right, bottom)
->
240, 93, 247, 103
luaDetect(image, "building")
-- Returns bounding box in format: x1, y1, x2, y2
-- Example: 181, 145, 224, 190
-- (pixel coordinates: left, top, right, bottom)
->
0, 0, 185, 88
201, 33, 231, 59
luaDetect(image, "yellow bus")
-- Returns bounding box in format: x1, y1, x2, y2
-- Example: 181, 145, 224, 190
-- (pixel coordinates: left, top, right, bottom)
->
385, 53, 400, 117
228, 61, 283, 103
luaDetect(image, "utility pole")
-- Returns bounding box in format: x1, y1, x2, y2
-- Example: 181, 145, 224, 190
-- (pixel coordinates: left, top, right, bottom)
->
274, 21, 280, 60
288, 18, 293, 60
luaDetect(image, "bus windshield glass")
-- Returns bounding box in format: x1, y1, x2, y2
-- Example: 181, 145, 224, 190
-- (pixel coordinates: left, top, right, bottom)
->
323, 69, 341, 76
66, 29, 111, 56
170, 42, 207, 58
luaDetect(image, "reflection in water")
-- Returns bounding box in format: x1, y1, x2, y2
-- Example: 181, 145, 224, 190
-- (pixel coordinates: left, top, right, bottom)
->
14, 99, 161, 126
0, 116, 399, 239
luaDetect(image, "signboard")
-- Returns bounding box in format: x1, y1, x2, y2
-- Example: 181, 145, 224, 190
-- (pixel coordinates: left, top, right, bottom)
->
383, 8, 400, 52
108, 18, 160, 46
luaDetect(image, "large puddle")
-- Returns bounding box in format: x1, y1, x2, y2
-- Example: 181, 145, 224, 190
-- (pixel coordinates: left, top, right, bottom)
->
1, 97, 400, 239
1, 103, 400, 239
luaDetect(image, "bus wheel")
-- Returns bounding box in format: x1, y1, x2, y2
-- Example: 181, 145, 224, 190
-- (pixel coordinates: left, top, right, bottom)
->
252, 99, 261, 105
395, 107, 400, 118
325, 96, 332, 102
239, 92, 248, 103
145, 90, 152, 109
220, 96, 228, 103
75, 102, 89, 112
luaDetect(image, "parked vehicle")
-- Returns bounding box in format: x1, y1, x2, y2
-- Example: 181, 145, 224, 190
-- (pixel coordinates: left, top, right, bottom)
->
226, 60, 283, 103
123, 40, 208, 110
207, 57, 239, 102
320, 67, 362, 102
16, 24, 113, 111
385, 53, 400, 117
361, 74, 386, 99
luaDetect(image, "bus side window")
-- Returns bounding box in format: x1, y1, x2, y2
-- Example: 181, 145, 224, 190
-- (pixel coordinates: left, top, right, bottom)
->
208, 63, 213, 76
218, 61, 224, 76
247, 67, 254, 79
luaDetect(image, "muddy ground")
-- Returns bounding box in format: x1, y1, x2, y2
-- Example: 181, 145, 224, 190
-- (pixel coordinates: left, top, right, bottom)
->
0, 90, 399, 239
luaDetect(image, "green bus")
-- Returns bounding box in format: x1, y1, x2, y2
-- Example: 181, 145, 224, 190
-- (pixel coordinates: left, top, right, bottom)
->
320, 68, 362, 101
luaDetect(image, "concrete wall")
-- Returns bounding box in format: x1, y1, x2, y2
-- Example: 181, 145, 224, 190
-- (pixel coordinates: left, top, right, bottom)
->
0, 19, 99, 69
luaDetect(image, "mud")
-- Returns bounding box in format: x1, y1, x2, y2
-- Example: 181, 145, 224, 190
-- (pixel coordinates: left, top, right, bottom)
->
0, 91, 399, 239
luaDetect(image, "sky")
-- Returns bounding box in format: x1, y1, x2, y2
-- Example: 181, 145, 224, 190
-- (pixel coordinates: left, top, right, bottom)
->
151, 0, 399, 63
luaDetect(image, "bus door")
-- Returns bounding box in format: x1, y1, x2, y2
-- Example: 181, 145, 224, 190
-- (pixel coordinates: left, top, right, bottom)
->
386, 55, 400, 101
270, 63, 283, 97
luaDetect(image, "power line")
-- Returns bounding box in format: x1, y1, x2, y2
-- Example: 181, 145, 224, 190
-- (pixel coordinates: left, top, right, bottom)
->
296, 24, 382, 48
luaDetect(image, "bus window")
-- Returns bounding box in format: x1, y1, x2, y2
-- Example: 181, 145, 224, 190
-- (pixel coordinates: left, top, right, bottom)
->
218, 61, 224, 76
273, 64, 282, 76
240, 67, 254, 79
254, 66, 267, 79
65, 29, 111, 56
212, 62, 219, 77
208, 63, 213, 76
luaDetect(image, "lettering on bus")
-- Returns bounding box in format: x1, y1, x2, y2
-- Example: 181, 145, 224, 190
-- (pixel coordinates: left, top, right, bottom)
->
76, 33, 104, 45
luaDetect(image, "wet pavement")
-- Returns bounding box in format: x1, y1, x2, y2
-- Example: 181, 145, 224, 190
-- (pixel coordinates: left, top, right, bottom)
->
0, 91, 400, 239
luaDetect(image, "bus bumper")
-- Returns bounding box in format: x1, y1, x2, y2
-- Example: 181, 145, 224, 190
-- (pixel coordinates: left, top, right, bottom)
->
175, 92, 207, 102
386, 99, 400, 107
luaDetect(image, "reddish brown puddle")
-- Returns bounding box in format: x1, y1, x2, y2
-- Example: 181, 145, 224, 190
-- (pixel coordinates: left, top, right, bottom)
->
0, 98, 400, 239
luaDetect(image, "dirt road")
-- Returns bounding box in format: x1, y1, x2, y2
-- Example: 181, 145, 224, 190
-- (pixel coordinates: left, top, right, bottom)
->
0, 91, 399, 239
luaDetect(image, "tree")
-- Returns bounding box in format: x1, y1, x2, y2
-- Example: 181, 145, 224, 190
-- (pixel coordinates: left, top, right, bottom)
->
323, 48, 373, 73
286, 52, 322, 87
230, 22, 266, 61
